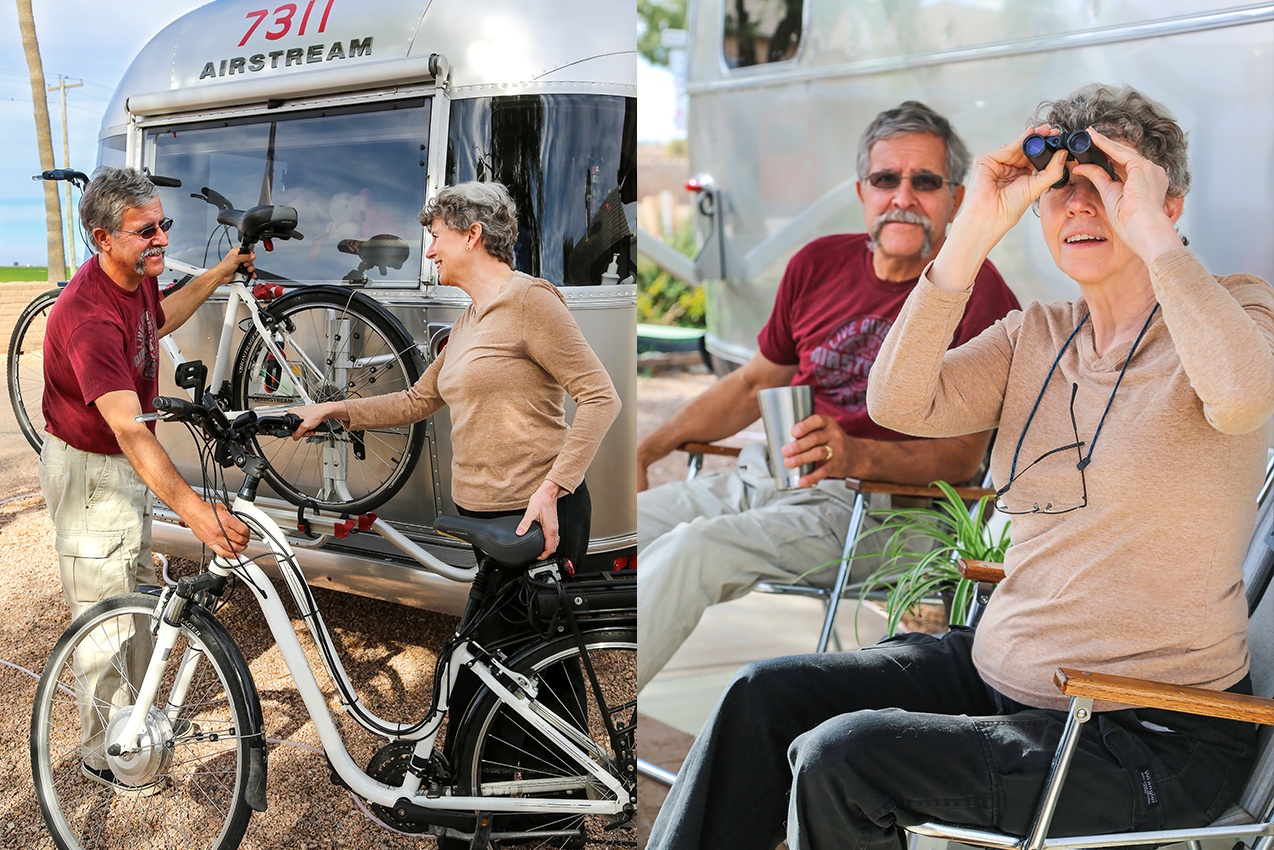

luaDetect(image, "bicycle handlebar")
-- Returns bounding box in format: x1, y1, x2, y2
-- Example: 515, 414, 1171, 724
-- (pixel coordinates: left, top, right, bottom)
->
149, 394, 301, 445
33, 169, 90, 190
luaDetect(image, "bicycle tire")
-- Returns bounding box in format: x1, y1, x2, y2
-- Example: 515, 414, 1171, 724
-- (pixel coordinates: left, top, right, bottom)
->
231, 287, 425, 515
31, 592, 255, 850
450, 627, 637, 849
7, 287, 60, 454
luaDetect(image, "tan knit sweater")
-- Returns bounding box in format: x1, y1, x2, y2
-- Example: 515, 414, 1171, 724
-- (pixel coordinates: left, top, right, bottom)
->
868, 248, 1274, 710
344, 272, 620, 512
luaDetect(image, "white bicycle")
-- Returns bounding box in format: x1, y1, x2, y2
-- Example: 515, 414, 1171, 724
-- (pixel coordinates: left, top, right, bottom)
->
29, 368, 637, 849
8, 169, 425, 515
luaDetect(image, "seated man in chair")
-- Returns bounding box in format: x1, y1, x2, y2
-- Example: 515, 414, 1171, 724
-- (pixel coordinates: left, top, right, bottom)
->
636, 101, 1020, 691
646, 84, 1274, 850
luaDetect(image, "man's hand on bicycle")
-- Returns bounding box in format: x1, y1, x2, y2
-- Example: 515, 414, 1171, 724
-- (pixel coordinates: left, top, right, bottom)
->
189, 501, 251, 559
208, 245, 257, 284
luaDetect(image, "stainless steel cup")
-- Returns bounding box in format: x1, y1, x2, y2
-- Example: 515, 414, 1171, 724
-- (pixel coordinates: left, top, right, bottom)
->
757, 385, 813, 490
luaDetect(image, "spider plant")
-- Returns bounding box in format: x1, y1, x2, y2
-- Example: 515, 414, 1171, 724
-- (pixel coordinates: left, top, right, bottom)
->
857, 480, 1010, 636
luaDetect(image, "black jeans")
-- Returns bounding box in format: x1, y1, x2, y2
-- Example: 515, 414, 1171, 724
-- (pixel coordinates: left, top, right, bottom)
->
647, 628, 1256, 850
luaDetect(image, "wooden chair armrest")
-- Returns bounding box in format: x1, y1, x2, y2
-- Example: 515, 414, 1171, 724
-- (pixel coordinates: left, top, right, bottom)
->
677, 441, 742, 459
1055, 668, 1274, 725
844, 477, 995, 502
958, 559, 1006, 583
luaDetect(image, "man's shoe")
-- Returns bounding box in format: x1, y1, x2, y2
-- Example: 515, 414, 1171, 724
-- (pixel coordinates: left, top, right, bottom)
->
81, 762, 163, 797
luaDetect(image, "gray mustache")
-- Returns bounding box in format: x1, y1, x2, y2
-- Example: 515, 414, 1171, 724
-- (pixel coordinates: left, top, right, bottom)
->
872, 209, 930, 231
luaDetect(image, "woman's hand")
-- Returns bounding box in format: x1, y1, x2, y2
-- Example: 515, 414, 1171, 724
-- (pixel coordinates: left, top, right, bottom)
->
931, 126, 1069, 291
517, 479, 565, 561
290, 401, 348, 440
1074, 127, 1184, 263
960, 126, 1070, 238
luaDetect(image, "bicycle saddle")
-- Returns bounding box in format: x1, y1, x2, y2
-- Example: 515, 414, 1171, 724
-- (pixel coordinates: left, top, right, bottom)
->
217, 204, 303, 242
434, 515, 546, 567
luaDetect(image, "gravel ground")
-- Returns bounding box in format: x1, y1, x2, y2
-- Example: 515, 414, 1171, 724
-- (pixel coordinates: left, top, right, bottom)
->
0, 376, 642, 849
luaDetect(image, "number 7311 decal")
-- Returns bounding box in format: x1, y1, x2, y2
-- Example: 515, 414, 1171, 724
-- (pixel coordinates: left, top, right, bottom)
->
240, 0, 337, 47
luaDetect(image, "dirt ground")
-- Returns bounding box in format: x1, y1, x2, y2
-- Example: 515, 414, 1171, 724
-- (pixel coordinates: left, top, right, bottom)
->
0, 369, 655, 849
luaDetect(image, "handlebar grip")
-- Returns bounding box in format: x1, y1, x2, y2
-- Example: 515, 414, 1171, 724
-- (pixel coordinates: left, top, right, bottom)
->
153, 396, 201, 419
256, 412, 302, 438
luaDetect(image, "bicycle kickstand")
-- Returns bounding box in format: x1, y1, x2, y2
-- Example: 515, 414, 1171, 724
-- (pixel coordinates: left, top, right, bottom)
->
470, 813, 493, 850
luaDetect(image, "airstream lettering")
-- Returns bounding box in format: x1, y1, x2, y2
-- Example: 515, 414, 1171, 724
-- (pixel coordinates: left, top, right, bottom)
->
99, 0, 637, 613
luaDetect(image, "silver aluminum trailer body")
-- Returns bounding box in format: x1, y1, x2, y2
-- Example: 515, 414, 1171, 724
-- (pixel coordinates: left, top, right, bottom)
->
648, 0, 1273, 370
99, 0, 637, 613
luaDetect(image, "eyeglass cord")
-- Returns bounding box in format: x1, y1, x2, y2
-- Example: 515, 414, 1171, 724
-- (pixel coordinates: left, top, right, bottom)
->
1005, 303, 1160, 484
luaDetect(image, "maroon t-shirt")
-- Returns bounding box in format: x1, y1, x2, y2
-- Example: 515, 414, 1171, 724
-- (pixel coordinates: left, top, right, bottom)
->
43, 255, 166, 455
758, 233, 1020, 441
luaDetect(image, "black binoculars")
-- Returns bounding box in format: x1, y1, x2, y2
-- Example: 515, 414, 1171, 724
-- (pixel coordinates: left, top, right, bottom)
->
1022, 130, 1116, 188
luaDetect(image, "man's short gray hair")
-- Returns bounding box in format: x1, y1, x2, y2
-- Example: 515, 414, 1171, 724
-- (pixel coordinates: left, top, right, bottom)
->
420, 181, 519, 266
856, 101, 972, 187
1033, 83, 1190, 198
80, 166, 159, 251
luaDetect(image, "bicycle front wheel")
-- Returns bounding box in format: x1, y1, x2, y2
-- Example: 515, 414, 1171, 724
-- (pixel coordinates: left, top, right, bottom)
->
452, 627, 637, 849
232, 288, 425, 515
31, 593, 255, 850
7, 287, 60, 454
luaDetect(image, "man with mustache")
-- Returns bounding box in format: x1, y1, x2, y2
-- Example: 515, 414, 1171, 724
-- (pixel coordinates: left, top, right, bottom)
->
636, 102, 1020, 691
39, 167, 256, 787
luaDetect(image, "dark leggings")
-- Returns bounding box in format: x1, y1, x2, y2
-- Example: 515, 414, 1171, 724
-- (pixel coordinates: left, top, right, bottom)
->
648, 628, 1257, 850
456, 480, 591, 569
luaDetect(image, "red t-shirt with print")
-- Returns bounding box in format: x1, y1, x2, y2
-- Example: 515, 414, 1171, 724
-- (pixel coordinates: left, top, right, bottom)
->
758, 233, 1020, 441
42, 254, 166, 455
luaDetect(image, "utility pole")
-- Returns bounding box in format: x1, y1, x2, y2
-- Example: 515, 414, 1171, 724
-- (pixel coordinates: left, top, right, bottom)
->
49, 75, 83, 274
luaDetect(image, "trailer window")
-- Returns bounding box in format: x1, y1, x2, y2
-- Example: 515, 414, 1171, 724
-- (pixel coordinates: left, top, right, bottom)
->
148, 102, 429, 287
723, 0, 803, 69
446, 94, 636, 287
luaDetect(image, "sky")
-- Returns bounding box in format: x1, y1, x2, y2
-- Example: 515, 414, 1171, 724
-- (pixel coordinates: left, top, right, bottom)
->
1, 0, 210, 267
0, 1, 678, 268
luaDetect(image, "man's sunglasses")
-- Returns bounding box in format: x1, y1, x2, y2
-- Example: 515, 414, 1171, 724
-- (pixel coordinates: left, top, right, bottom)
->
119, 217, 174, 240
865, 171, 954, 192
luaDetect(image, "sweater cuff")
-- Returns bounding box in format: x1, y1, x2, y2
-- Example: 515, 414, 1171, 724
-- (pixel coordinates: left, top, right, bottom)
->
1148, 245, 1202, 283
917, 262, 977, 307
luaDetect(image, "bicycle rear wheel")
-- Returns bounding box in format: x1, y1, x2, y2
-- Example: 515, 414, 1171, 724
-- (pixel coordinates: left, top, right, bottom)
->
31, 593, 255, 850
231, 287, 425, 515
451, 628, 637, 849
7, 287, 60, 453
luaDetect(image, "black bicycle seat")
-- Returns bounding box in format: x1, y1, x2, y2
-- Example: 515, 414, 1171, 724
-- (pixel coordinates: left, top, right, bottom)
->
434, 515, 545, 567
217, 204, 302, 243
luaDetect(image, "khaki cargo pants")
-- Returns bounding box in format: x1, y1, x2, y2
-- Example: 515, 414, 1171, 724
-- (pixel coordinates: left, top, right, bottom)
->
39, 435, 159, 769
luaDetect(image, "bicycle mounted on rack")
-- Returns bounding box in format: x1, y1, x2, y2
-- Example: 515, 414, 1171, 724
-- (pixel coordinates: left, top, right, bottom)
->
13, 168, 428, 517
30, 364, 636, 849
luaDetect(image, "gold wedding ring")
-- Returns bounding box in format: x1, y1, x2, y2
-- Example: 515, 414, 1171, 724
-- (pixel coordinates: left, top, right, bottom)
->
824, 445, 834, 461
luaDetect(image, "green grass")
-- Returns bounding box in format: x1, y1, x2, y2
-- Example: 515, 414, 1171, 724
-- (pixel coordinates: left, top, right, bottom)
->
0, 267, 51, 283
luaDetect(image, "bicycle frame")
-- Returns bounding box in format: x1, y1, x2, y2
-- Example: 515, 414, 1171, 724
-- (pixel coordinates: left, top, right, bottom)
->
108, 491, 629, 818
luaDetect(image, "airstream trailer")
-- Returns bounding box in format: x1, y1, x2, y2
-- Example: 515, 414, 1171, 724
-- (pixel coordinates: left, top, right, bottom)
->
639, 1, 1274, 371
98, 0, 637, 612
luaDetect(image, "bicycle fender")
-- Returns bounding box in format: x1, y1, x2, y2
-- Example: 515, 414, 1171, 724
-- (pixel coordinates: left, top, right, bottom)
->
183, 603, 270, 813
266, 285, 425, 371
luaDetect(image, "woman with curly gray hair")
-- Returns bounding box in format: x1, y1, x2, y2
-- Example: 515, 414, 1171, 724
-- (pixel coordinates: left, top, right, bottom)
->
291, 180, 620, 567
650, 83, 1273, 850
